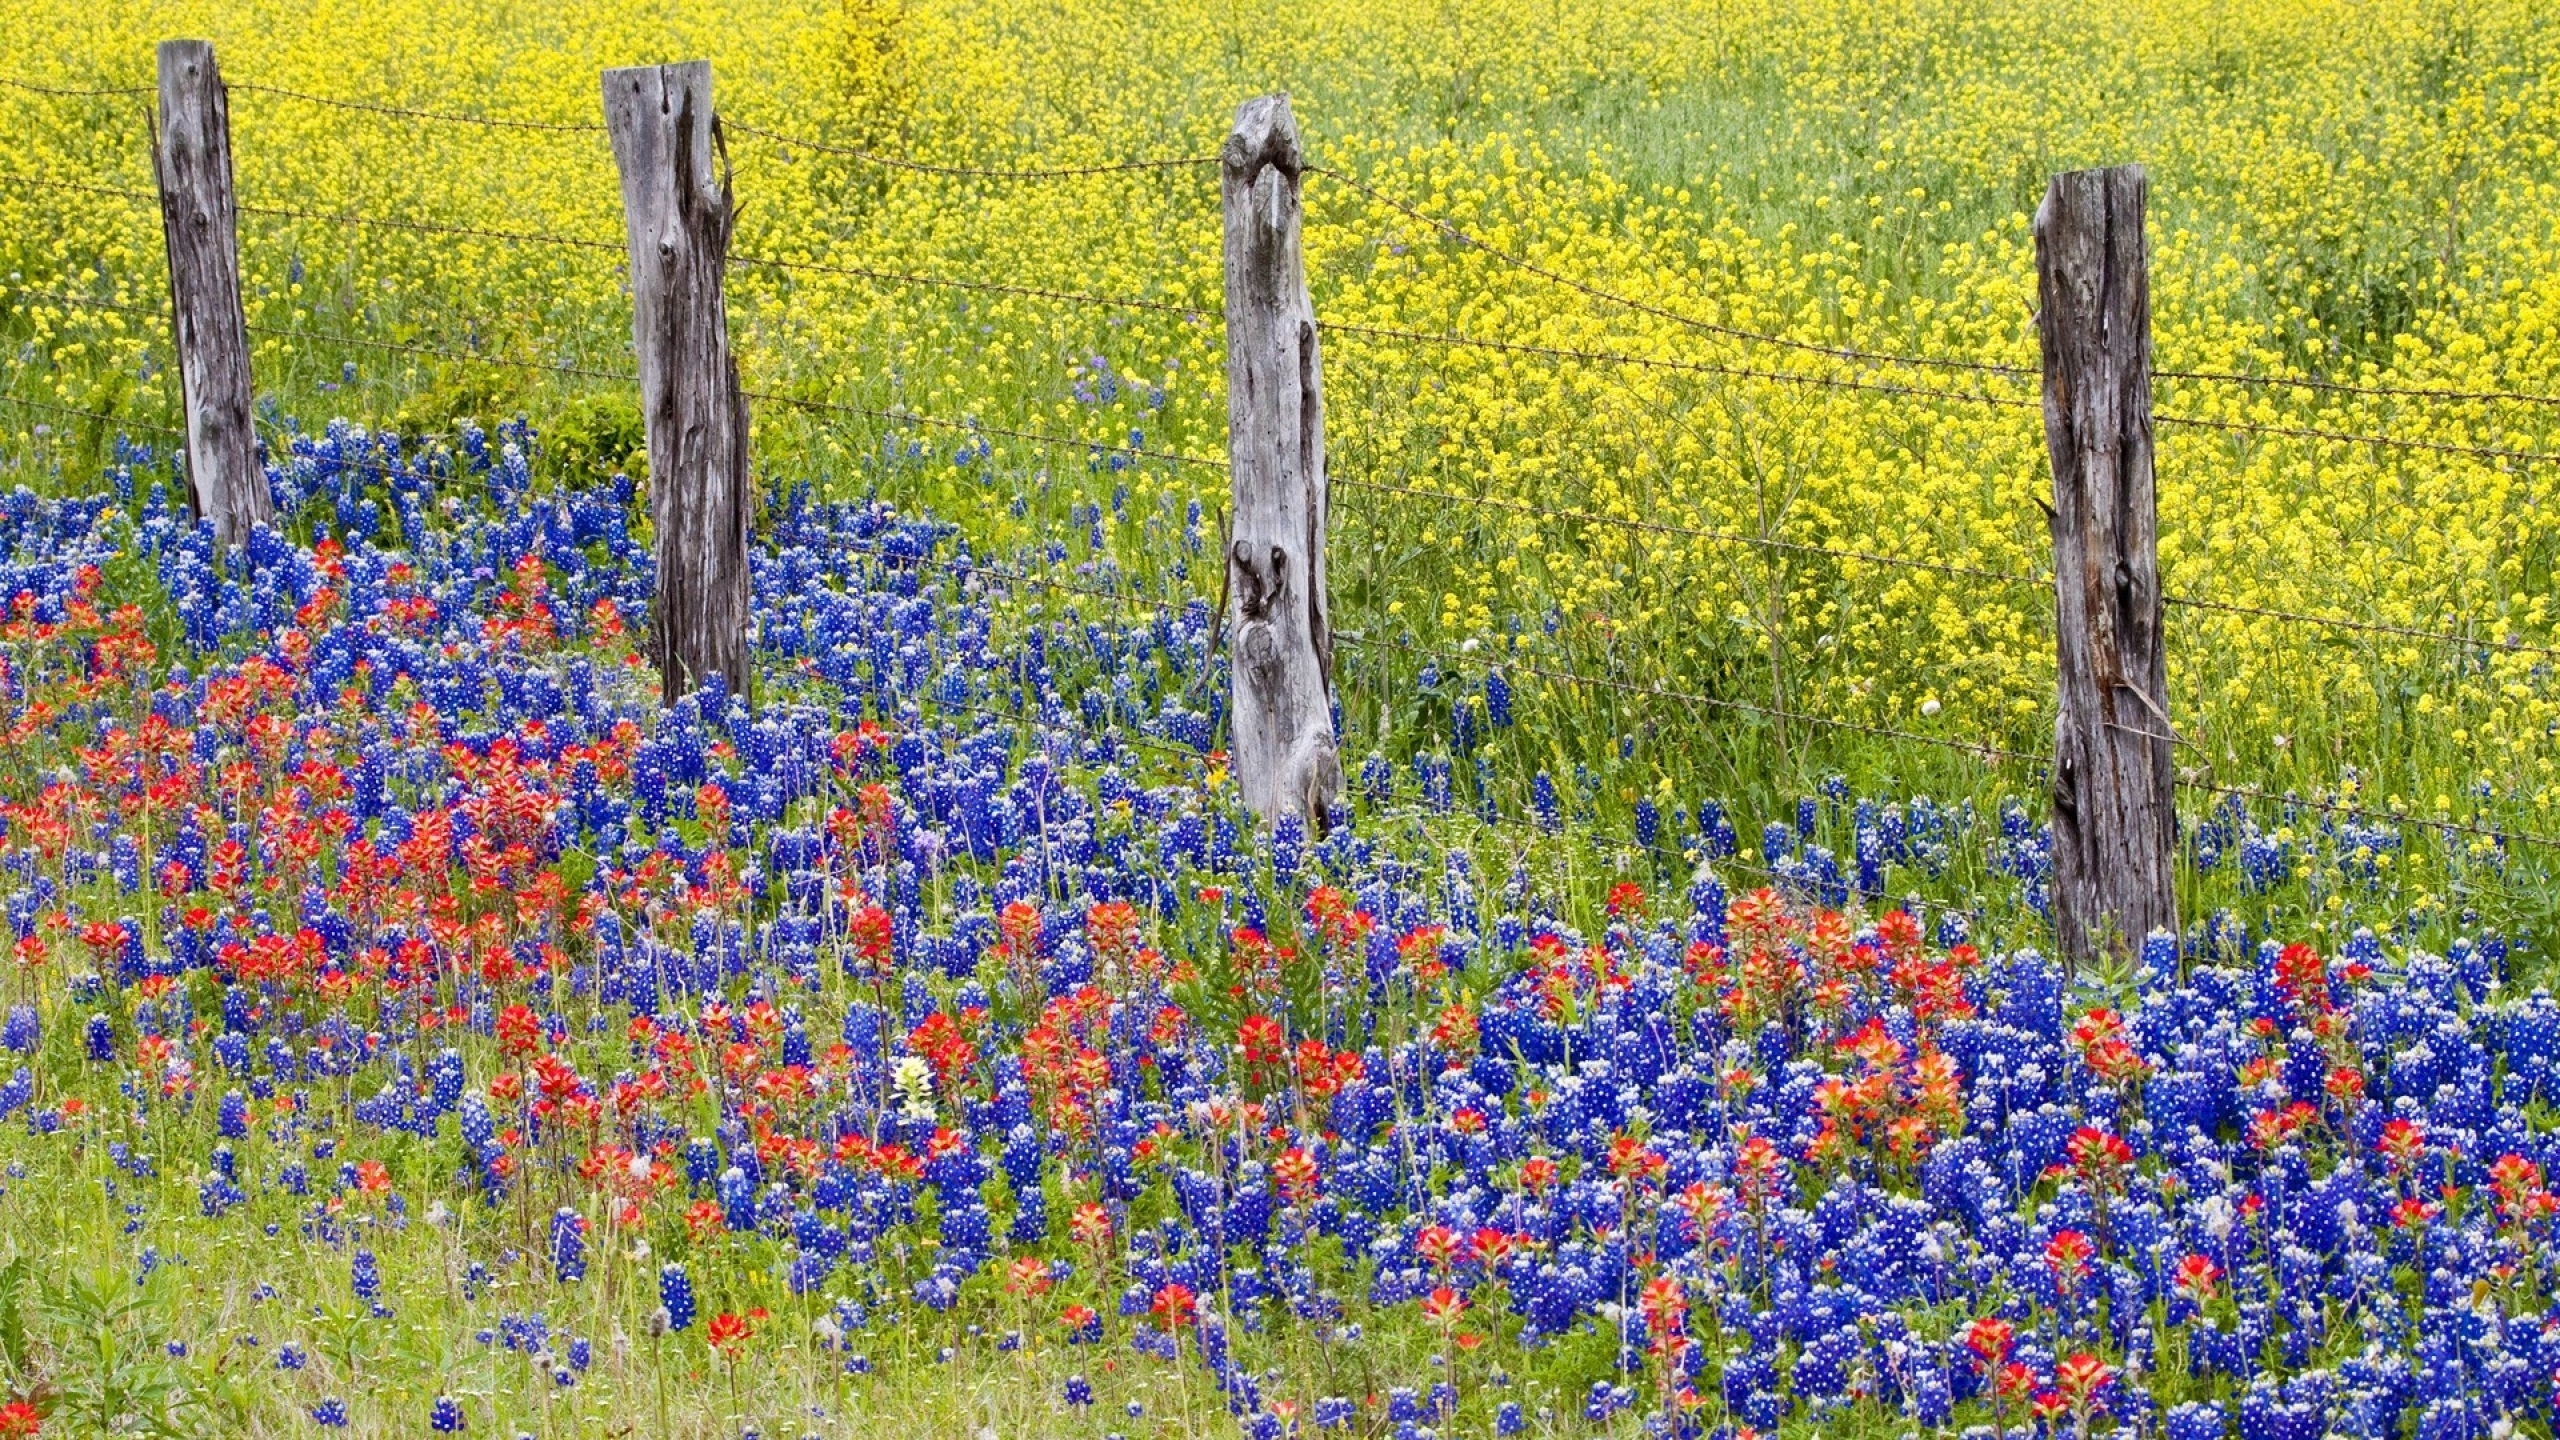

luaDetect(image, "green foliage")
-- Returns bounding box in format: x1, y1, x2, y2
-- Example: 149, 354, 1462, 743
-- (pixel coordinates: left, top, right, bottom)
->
94, 510, 186, 659
540, 392, 648, 495
39, 1265, 191, 1438
0, 1253, 33, 1397
389, 363, 528, 448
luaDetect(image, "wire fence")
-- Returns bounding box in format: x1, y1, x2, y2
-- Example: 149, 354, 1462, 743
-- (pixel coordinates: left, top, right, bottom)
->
0, 391, 182, 437
3, 66, 2554, 873
2154, 366, 2560, 411
0, 77, 151, 100
230, 81, 608, 135
27, 270, 2544, 661
804, 530, 2560, 863
722, 117, 1219, 181
8, 84, 2551, 605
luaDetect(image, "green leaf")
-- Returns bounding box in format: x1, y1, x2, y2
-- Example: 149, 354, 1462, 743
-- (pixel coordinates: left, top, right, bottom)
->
0, 1252, 28, 1379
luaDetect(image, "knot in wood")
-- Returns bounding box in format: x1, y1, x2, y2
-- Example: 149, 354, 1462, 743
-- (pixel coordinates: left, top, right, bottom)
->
1240, 621, 1278, 669
1229, 539, 1285, 621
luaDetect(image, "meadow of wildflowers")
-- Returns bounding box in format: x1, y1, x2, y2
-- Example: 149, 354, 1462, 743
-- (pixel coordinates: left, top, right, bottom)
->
0, 424, 2533, 1440
0, 0, 2558, 1436
0, 412, 2514, 1440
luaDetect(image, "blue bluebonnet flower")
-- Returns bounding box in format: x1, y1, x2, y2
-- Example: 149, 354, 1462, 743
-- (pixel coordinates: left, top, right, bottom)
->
550, 1208, 587, 1283
659, 1263, 695, 1330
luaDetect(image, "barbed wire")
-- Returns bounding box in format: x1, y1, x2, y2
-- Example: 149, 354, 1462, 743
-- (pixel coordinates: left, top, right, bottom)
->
33, 285, 2560, 665
1320, 319, 2036, 410
2155, 366, 2560, 411
230, 81, 607, 135
1308, 168, 2560, 423
1329, 320, 2560, 443
0, 173, 156, 206
0, 289, 627, 386
3, 288, 168, 324
0, 392, 181, 437
2184, 776, 2559, 852
242, 323, 632, 383
234, 198, 621, 253
723, 118, 1218, 182
743, 386, 1228, 470
13, 70, 1218, 178
3, 177, 1213, 320
9, 178, 2559, 653
4, 65, 2556, 873
27, 282, 2560, 667
38, 181, 2560, 477
4, 294, 2039, 627
2159, 593, 2560, 663
1330, 473, 2045, 588
729, 250, 1213, 318
1327, 469, 2560, 659
14, 70, 2560, 416
761, 488, 1984, 862
10, 389, 2538, 859
1336, 467, 2560, 661
0, 173, 1215, 333
0, 172, 629, 258
1306, 164, 2040, 383
0, 281, 1231, 471
20, 171, 2560, 471
2153, 410, 2560, 468
0, 76, 151, 99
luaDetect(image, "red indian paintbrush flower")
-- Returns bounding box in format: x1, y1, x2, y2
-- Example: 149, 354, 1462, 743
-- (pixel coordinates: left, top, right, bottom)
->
706, 1310, 755, 1356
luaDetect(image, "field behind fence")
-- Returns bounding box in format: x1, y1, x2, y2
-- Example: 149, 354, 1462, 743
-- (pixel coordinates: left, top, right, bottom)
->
8, 0, 2560, 950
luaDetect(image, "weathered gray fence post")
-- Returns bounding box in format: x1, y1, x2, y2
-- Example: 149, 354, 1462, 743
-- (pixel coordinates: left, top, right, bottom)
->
2038, 163, 2177, 969
153, 39, 269, 547
1222, 95, 1341, 826
603, 61, 753, 709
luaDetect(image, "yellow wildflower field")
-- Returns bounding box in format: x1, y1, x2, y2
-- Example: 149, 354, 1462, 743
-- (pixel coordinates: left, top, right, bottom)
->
5, 0, 2559, 841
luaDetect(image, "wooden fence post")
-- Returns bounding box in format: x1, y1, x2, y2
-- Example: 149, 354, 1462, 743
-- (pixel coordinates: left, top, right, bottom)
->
1222, 94, 1341, 825
153, 39, 269, 547
602, 61, 753, 709
2037, 163, 2177, 968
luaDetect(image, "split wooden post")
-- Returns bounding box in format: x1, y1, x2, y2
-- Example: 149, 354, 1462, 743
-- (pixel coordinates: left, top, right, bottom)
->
2037, 163, 2177, 969
1221, 94, 1341, 825
153, 39, 269, 547
602, 60, 753, 709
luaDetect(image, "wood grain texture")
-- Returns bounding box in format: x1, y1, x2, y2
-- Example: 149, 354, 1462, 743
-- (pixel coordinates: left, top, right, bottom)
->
154, 40, 270, 548
604, 61, 754, 710
1222, 95, 1341, 825
2038, 164, 2177, 968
